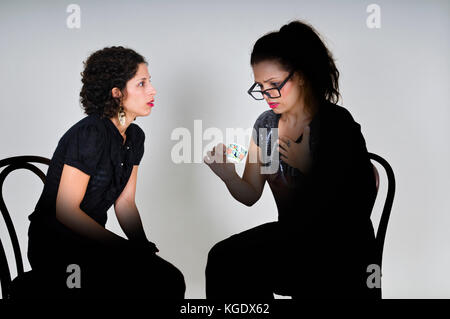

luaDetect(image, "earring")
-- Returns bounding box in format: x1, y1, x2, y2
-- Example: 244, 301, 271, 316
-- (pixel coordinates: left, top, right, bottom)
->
118, 105, 126, 126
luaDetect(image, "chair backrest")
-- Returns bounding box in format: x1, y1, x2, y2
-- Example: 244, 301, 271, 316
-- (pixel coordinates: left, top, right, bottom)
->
368, 152, 396, 270
0, 155, 50, 299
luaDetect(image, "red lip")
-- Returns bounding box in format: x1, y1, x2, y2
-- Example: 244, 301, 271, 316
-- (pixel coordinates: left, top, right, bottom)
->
268, 103, 279, 109
147, 100, 154, 107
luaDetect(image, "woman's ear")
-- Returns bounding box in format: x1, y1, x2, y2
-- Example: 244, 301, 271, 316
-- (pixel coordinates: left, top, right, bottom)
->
111, 87, 122, 98
295, 72, 305, 86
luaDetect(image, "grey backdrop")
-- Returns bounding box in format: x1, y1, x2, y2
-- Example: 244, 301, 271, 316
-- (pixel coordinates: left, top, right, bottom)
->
0, 0, 449, 298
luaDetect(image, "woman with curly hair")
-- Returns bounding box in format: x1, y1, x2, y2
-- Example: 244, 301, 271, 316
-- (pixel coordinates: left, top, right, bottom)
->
27, 46, 185, 299
204, 21, 379, 299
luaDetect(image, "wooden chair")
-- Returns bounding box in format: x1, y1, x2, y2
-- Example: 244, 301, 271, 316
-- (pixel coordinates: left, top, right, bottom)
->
0, 155, 50, 299
273, 152, 396, 299
368, 152, 396, 275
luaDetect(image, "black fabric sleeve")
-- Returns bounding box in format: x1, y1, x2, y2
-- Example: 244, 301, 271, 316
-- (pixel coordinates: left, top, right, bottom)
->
132, 125, 145, 166
303, 106, 377, 250
308, 109, 376, 219
252, 110, 276, 147
300, 106, 377, 282
252, 115, 263, 147
63, 122, 106, 176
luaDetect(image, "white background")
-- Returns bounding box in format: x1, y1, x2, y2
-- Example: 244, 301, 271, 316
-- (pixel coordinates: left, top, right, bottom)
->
0, 0, 449, 298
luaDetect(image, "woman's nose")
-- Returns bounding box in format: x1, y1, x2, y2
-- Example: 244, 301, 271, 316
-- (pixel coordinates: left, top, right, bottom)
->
148, 84, 156, 96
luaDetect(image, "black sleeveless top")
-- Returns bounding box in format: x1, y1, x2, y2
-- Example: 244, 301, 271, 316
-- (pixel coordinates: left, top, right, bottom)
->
29, 114, 145, 227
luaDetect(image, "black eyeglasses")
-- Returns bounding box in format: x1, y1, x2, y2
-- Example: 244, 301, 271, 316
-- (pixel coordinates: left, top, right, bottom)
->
247, 71, 295, 100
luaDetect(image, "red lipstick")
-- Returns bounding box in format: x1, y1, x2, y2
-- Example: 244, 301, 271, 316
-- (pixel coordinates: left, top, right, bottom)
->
268, 103, 279, 109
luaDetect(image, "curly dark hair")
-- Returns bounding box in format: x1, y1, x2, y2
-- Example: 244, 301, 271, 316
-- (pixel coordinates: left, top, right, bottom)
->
80, 46, 147, 118
250, 20, 341, 115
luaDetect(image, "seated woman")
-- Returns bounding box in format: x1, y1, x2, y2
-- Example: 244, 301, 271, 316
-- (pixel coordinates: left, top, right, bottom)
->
204, 21, 379, 299
27, 46, 185, 299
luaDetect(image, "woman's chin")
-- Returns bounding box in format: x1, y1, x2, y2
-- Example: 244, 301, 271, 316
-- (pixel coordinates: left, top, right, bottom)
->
271, 107, 281, 113
141, 108, 152, 117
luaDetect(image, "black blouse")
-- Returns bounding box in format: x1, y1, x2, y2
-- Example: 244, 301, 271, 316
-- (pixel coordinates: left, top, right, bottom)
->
252, 106, 320, 222
252, 101, 377, 242
253, 102, 379, 296
29, 114, 145, 227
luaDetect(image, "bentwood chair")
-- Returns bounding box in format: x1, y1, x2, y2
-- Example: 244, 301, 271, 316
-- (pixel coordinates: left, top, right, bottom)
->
368, 152, 396, 277
0, 155, 50, 299
273, 152, 396, 299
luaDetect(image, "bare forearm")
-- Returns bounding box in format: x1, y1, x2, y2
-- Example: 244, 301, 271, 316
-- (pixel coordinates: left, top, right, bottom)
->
56, 206, 125, 245
115, 202, 147, 242
223, 171, 260, 207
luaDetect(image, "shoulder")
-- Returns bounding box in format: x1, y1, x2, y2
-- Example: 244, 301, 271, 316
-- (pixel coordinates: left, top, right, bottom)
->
69, 114, 107, 134
253, 110, 280, 129
320, 102, 357, 126
315, 102, 368, 155
314, 102, 362, 138
252, 110, 279, 147
60, 114, 107, 145
57, 115, 109, 175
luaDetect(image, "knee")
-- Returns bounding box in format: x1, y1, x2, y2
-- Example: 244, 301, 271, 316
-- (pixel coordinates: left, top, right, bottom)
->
206, 239, 234, 273
160, 259, 186, 296
207, 240, 226, 262
171, 264, 186, 291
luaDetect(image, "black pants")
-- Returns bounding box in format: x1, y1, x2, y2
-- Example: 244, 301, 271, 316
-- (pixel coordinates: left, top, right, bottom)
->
205, 221, 380, 299
27, 218, 185, 299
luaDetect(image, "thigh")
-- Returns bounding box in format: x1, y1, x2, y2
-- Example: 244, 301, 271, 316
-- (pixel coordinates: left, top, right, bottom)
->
209, 222, 297, 271
219, 221, 281, 250
92, 245, 185, 297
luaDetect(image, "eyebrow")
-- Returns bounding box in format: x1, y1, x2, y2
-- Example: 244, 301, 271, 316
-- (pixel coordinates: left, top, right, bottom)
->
255, 77, 279, 84
137, 76, 151, 81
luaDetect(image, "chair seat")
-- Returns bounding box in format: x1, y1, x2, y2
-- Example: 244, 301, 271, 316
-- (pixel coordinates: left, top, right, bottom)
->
9, 270, 71, 299
9, 270, 40, 299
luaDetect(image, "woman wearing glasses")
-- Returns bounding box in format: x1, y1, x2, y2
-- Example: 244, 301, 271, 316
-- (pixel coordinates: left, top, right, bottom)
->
27, 47, 185, 299
204, 21, 379, 299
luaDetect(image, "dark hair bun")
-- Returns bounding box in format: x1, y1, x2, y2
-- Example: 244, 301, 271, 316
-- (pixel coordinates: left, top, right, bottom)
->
251, 20, 340, 105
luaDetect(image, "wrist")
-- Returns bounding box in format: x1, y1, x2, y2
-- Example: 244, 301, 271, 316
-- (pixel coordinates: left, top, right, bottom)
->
130, 238, 159, 253
129, 235, 147, 243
